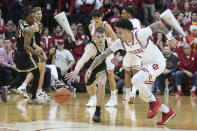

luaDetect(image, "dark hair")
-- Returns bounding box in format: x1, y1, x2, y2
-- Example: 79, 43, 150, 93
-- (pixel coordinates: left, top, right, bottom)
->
3, 37, 10, 43
33, 6, 41, 13
23, 9, 33, 18
115, 19, 133, 30
90, 9, 103, 17
154, 10, 161, 14
95, 27, 105, 34
123, 6, 136, 16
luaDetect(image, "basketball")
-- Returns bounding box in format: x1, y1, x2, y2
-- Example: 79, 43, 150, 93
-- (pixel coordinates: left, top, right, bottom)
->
54, 88, 71, 104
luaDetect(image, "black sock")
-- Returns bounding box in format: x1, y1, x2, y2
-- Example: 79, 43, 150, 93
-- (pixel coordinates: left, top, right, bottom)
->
96, 106, 101, 113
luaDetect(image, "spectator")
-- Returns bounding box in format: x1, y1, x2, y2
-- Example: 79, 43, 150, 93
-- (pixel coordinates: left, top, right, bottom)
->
185, 11, 197, 30
188, 23, 197, 52
41, 0, 58, 32
107, 5, 121, 31
142, 0, 155, 25
167, 0, 182, 15
52, 25, 67, 46
182, 2, 192, 26
0, 33, 4, 48
5, 20, 17, 38
58, 0, 76, 15
52, 40, 75, 79
41, 27, 54, 53
152, 45, 178, 94
8, 0, 24, 25
0, 9, 6, 35
154, 32, 166, 51
112, 0, 138, 8
100, 0, 111, 19
175, 44, 197, 97
0, 38, 17, 85
189, 0, 197, 12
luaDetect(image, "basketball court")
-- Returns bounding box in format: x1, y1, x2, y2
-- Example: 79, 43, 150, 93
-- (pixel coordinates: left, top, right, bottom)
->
0, 92, 196, 131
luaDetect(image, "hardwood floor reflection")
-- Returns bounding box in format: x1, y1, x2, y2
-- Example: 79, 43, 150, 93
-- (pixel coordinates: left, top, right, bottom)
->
0, 93, 197, 131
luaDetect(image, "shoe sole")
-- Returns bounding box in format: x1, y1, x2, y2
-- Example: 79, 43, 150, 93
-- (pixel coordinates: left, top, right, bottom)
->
157, 112, 176, 125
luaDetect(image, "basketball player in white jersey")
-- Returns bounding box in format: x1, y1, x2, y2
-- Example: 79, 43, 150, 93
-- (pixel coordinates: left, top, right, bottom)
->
88, 9, 117, 107
121, 6, 142, 104
86, 19, 177, 125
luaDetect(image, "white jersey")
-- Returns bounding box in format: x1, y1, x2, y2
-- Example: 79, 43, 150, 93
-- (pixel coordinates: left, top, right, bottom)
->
54, 49, 75, 75
110, 27, 165, 65
90, 20, 107, 35
129, 18, 141, 31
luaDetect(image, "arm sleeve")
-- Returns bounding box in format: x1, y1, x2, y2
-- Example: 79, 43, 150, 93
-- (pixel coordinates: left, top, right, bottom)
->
110, 39, 123, 52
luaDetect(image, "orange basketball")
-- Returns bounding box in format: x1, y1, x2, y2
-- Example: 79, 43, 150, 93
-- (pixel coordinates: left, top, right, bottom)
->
54, 88, 71, 104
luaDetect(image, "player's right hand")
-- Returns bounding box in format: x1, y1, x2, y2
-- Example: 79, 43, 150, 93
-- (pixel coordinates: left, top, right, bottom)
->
168, 38, 178, 48
65, 71, 78, 81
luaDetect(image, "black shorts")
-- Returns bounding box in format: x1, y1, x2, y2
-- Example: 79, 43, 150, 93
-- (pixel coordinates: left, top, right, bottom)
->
14, 51, 38, 72
85, 68, 106, 87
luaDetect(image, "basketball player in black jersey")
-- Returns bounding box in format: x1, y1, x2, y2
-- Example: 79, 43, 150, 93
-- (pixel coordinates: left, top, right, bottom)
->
14, 10, 46, 104
66, 27, 112, 122
17, 7, 49, 101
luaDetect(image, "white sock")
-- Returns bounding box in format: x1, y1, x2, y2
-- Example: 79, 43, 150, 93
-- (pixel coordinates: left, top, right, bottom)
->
126, 88, 131, 99
191, 86, 197, 91
111, 90, 116, 98
159, 104, 170, 113
91, 95, 96, 100
130, 86, 137, 97
177, 86, 181, 91
21, 82, 27, 89
37, 89, 42, 94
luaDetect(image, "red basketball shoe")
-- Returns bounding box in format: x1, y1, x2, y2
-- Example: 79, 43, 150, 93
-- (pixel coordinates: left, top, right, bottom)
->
157, 108, 176, 125
147, 97, 161, 118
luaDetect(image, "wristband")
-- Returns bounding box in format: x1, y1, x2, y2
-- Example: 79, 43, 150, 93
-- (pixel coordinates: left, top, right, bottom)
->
166, 32, 173, 40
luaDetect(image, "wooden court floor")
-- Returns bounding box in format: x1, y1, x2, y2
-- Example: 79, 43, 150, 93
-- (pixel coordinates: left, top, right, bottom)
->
0, 92, 197, 131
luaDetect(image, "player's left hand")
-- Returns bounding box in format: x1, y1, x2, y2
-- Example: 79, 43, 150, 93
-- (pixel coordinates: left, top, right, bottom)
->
85, 69, 92, 82
168, 38, 178, 48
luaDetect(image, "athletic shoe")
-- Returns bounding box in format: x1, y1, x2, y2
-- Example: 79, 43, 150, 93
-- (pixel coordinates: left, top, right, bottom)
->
28, 99, 43, 105
147, 97, 161, 118
86, 97, 96, 107
37, 92, 50, 102
92, 110, 101, 122
8, 88, 18, 94
1, 86, 7, 103
105, 96, 117, 106
190, 90, 196, 98
54, 80, 65, 86
175, 90, 182, 97
156, 108, 176, 125
17, 86, 29, 98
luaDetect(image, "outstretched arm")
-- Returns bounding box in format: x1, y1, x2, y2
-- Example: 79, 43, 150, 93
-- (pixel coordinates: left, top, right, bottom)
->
89, 48, 113, 71
149, 21, 178, 48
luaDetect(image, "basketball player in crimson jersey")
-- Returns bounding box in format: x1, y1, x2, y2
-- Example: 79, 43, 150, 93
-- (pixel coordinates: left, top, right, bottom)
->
86, 19, 177, 125
88, 9, 117, 107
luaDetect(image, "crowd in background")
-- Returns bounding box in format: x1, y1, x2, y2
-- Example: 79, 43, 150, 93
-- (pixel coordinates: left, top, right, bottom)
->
0, 0, 197, 97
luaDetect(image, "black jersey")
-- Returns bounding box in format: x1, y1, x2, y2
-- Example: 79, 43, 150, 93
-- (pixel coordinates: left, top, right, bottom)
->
14, 21, 38, 72
17, 21, 34, 51
84, 40, 108, 86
